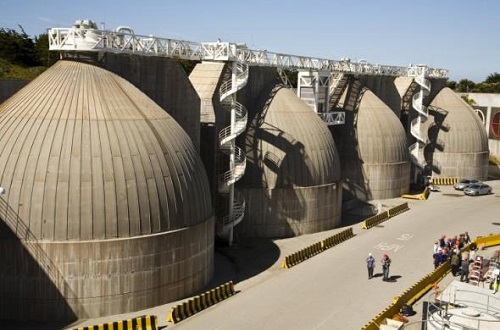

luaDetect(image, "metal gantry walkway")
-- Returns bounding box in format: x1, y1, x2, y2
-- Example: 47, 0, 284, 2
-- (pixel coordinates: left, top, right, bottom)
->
48, 19, 450, 239
48, 20, 448, 78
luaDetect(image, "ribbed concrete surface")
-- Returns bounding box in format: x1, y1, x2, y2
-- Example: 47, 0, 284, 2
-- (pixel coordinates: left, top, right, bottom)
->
0, 60, 215, 322
0, 60, 212, 240
427, 87, 489, 179
98, 53, 202, 153
238, 86, 342, 238
335, 88, 410, 201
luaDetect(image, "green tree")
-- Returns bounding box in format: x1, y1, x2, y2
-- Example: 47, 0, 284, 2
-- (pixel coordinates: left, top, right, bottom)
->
0, 26, 39, 67
473, 82, 500, 93
34, 33, 58, 67
446, 80, 457, 90
175, 59, 200, 76
455, 79, 475, 92
485, 72, 500, 84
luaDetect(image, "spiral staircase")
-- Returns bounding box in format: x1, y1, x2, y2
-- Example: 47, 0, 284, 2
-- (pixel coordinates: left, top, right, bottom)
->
218, 62, 249, 245
409, 67, 431, 172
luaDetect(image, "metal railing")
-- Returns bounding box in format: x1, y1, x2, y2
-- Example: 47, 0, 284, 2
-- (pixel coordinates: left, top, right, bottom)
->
48, 20, 448, 78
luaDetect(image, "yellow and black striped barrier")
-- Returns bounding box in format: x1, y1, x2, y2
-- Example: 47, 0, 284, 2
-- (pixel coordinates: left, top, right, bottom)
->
279, 201, 410, 268
362, 203, 410, 229
72, 315, 157, 330
361, 258, 451, 329
361, 211, 389, 229
321, 227, 354, 250
281, 228, 354, 269
429, 177, 458, 185
387, 202, 409, 217
167, 281, 235, 324
402, 186, 431, 200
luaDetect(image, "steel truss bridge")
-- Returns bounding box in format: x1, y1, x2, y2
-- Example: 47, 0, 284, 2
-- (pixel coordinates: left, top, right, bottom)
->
48, 20, 447, 78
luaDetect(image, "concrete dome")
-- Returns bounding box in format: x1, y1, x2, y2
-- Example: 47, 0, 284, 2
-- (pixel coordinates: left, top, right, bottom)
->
0, 60, 214, 322
237, 86, 342, 238
426, 87, 489, 179
334, 88, 410, 201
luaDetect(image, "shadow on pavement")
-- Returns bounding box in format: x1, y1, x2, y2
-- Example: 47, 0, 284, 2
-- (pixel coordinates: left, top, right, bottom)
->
203, 237, 281, 291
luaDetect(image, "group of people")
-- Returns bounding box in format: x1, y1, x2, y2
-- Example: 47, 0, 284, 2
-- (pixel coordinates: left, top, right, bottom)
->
433, 232, 471, 268
364, 231, 473, 283
366, 253, 391, 281
432, 231, 474, 282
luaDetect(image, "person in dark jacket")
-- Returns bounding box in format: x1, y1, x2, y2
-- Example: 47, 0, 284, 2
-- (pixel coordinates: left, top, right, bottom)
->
460, 257, 470, 282
434, 249, 445, 269
439, 235, 446, 249
464, 231, 471, 244
366, 253, 375, 279
451, 251, 461, 276
381, 254, 391, 281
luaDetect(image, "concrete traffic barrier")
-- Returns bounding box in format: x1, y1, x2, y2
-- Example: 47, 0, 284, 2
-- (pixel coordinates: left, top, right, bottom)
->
167, 281, 236, 324
361, 211, 389, 229
322, 227, 354, 249
72, 315, 158, 330
430, 177, 458, 185
388, 202, 409, 217
281, 228, 355, 268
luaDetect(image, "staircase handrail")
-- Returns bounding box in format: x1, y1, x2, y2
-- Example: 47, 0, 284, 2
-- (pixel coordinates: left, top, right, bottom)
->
218, 190, 246, 231
220, 62, 249, 100
219, 146, 246, 186
219, 103, 248, 145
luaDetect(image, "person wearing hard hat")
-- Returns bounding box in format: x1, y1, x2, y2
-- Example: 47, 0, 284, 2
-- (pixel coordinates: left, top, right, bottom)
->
381, 254, 392, 281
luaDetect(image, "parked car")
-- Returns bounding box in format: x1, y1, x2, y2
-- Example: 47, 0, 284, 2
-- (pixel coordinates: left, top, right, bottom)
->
463, 183, 492, 196
454, 178, 480, 190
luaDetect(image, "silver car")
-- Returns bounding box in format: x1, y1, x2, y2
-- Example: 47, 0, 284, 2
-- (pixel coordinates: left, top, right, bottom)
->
453, 178, 480, 190
463, 183, 492, 196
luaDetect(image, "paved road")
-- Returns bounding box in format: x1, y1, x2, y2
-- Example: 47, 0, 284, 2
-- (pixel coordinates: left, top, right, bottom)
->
64, 181, 500, 330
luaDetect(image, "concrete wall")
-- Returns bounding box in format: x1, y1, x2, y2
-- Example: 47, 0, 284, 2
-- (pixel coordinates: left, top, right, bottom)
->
236, 68, 343, 238
332, 82, 411, 201
239, 184, 342, 237
426, 88, 490, 180
0, 217, 214, 323
191, 64, 344, 238
94, 54, 201, 152
358, 76, 401, 115
0, 60, 215, 324
189, 62, 227, 213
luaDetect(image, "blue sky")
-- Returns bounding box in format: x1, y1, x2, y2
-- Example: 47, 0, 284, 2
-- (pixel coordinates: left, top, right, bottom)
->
1, 0, 498, 82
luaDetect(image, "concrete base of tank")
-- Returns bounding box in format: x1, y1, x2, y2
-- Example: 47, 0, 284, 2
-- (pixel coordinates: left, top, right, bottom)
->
236, 183, 342, 238
0, 217, 214, 323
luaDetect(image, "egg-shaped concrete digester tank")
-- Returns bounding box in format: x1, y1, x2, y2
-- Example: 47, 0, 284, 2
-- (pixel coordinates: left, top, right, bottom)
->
333, 87, 410, 201
425, 87, 489, 179
236, 86, 342, 238
0, 60, 214, 322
